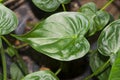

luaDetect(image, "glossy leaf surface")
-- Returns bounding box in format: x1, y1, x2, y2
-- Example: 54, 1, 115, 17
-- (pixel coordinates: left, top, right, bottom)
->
80, 2, 110, 36
90, 51, 110, 80
0, 3, 18, 35
12, 12, 90, 61
98, 19, 120, 56
109, 51, 120, 80
32, 0, 71, 12
22, 70, 59, 80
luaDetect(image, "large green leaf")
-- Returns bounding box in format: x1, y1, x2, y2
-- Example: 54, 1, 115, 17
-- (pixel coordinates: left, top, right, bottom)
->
98, 19, 120, 56
90, 51, 110, 80
0, 3, 18, 35
32, 0, 71, 12
12, 12, 90, 61
79, 2, 110, 36
109, 51, 120, 80
22, 70, 59, 80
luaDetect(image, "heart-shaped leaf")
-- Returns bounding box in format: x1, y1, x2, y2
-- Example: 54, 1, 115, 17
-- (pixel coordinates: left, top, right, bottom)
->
98, 19, 120, 64
0, 3, 18, 35
32, 0, 71, 12
12, 12, 90, 61
79, 2, 110, 36
22, 70, 59, 80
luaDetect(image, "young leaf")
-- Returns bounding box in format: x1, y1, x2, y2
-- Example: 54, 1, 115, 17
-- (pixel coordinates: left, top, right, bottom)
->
6, 47, 16, 57
0, 3, 18, 35
22, 70, 59, 80
12, 12, 90, 61
109, 51, 120, 80
79, 2, 110, 36
98, 19, 120, 56
90, 51, 110, 80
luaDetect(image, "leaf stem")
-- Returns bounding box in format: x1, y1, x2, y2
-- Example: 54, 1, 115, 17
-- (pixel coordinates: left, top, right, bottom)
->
1, 45, 7, 80
62, 4, 66, 11
100, 0, 114, 11
16, 43, 28, 49
84, 59, 110, 80
55, 62, 63, 75
1, 36, 28, 75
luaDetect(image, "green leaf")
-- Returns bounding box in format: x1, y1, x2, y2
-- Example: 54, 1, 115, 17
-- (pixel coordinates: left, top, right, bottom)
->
79, 2, 110, 36
90, 51, 110, 80
0, 3, 18, 35
32, 0, 71, 12
98, 19, 120, 56
32, 0, 60, 12
10, 62, 25, 80
109, 51, 120, 80
12, 12, 90, 61
58, 0, 71, 4
22, 70, 59, 80
6, 47, 16, 57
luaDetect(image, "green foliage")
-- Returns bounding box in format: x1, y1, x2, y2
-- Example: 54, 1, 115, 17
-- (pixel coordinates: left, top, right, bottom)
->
32, 0, 71, 12
79, 2, 110, 36
98, 19, 120, 63
22, 70, 59, 80
12, 12, 90, 61
89, 51, 110, 80
0, 3, 18, 35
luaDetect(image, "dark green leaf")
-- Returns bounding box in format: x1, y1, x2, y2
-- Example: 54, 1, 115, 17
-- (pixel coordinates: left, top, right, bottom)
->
0, 3, 18, 35
12, 12, 90, 61
22, 70, 59, 80
109, 51, 120, 80
79, 2, 110, 36
90, 51, 110, 80
10, 62, 25, 80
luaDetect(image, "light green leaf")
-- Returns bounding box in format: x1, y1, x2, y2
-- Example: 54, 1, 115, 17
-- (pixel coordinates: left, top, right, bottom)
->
6, 47, 16, 57
22, 70, 59, 80
32, 0, 60, 12
90, 51, 110, 80
12, 12, 90, 61
79, 2, 110, 36
32, 0, 71, 12
0, 3, 18, 35
98, 19, 120, 56
109, 51, 120, 80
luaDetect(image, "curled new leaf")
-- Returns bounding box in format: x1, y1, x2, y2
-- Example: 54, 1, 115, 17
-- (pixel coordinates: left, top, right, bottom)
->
0, 3, 18, 35
12, 12, 90, 61
22, 70, 59, 80
32, 0, 71, 12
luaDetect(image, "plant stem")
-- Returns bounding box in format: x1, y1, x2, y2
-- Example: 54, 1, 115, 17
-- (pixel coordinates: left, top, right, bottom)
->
55, 62, 63, 75
62, 4, 66, 11
84, 59, 110, 80
1, 46, 7, 80
1, 36, 28, 75
100, 0, 114, 11
16, 43, 28, 49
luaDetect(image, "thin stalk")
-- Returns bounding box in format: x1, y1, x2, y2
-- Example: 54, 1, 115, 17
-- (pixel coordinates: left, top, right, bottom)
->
16, 43, 28, 49
55, 62, 63, 75
1, 36, 28, 75
100, 0, 114, 11
84, 59, 110, 80
62, 4, 66, 11
1, 46, 7, 80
